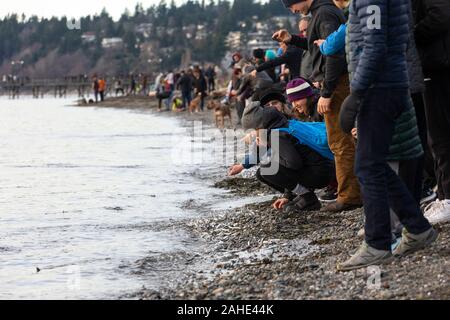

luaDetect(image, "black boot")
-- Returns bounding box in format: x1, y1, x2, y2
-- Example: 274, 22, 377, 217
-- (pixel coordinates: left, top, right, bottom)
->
283, 192, 321, 214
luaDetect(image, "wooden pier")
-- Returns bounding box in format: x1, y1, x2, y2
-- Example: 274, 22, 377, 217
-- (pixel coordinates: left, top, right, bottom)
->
0, 77, 133, 99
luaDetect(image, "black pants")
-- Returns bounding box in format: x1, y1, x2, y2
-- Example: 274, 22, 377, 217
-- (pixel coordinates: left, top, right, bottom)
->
356, 88, 431, 251
208, 79, 215, 92
256, 163, 333, 194
398, 157, 422, 204
424, 70, 450, 199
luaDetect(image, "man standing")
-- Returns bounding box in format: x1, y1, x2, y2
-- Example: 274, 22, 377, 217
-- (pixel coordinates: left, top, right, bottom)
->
337, 0, 437, 271
413, 0, 450, 224
176, 70, 193, 110
274, 0, 361, 212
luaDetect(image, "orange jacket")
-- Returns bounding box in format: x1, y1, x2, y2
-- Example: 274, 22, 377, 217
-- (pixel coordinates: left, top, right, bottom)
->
98, 79, 106, 92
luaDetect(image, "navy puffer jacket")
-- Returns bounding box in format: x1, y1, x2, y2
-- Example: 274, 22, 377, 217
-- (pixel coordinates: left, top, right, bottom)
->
347, 0, 410, 92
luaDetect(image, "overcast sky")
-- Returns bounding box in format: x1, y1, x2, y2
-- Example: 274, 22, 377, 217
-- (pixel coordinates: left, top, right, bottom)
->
0, 0, 188, 21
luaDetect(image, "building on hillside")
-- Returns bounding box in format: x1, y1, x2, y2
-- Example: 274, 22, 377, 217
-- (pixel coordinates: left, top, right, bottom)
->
81, 32, 96, 43
225, 31, 243, 51
135, 23, 153, 38
247, 31, 278, 52
101, 38, 124, 49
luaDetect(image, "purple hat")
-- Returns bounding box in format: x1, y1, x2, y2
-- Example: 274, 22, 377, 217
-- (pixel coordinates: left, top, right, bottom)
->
286, 78, 314, 103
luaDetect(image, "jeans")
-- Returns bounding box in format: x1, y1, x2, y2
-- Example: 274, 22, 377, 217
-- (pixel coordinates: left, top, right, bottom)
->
356, 88, 431, 251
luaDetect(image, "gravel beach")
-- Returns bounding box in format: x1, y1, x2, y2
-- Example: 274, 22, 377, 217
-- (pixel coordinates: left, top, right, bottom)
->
81, 96, 450, 300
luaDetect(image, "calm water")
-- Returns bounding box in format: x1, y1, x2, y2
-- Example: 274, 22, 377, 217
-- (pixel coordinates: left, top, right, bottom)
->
0, 98, 237, 299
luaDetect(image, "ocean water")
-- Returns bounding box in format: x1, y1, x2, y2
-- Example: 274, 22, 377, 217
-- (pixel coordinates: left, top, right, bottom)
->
0, 98, 244, 299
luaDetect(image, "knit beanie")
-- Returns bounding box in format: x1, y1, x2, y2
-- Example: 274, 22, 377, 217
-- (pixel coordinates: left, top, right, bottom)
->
257, 87, 287, 106
253, 48, 265, 60
265, 50, 277, 61
242, 101, 288, 130
286, 78, 314, 103
281, 0, 303, 8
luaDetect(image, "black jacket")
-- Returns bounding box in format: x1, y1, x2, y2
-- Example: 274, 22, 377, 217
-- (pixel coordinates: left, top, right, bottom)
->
413, 0, 450, 74
288, 0, 347, 98
176, 74, 193, 92
193, 75, 207, 94
256, 46, 303, 80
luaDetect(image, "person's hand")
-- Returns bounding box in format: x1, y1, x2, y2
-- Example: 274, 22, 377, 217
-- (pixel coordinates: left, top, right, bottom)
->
228, 164, 244, 176
351, 127, 357, 139
314, 39, 325, 47
272, 29, 292, 43
339, 91, 364, 134
272, 198, 289, 210
250, 70, 257, 78
317, 97, 332, 115
230, 90, 237, 96
241, 131, 256, 145
313, 82, 321, 89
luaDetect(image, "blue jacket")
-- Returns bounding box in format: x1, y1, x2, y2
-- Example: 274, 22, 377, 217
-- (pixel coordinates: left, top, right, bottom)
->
346, 0, 410, 93
320, 24, 347, 56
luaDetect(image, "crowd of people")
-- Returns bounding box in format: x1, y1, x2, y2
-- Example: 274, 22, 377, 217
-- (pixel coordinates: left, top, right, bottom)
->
153, 65, 217, 112
85, 0, 450, 272
224, 0, 449, 271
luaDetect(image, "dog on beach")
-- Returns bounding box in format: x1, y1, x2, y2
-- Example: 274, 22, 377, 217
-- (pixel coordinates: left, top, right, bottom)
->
207, 99, 232, 128
189, 95, 202, 113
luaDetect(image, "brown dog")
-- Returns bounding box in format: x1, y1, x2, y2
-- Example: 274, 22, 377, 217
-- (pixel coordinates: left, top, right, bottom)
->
207, 99, 232, 128
189, 95, 202, 113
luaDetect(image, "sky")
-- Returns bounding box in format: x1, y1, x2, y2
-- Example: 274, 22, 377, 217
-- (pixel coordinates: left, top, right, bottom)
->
0, 0, 188, 21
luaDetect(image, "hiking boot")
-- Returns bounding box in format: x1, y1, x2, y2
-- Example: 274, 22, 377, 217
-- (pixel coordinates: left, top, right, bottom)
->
320, 201, 362, 213
283, 192, 321, 214
393, 227, 438, 257
424, 199, 450, 225
337, 242, 393, 272
318, 185, 337, 203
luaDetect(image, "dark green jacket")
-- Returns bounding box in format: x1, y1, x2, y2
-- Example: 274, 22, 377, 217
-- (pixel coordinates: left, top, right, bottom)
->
387, 101, 423, 161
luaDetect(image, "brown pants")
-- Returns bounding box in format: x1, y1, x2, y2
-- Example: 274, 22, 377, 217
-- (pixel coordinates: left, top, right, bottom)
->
324, 75, 361, 204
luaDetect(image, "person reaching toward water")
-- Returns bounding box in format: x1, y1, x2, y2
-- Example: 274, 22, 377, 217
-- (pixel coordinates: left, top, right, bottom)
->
228, 88, 335, 213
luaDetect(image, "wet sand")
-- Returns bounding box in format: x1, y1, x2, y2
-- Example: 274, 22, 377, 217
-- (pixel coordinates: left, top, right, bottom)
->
78, 96, 450, 300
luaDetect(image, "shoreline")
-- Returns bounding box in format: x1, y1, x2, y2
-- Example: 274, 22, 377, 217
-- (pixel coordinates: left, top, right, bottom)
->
76, 96, 450, 300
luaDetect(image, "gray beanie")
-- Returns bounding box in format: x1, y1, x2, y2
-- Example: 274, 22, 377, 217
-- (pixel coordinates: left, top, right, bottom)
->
242, 101, 288, 130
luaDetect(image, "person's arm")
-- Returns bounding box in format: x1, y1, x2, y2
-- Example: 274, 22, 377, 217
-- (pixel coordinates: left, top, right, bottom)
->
236, 76, 250, 96
320, 24, 347, 56
414, 0, 450, 45
289, 34, 308, 50
350, 0, 388, 93
319, 12, 348, 98
256, 55, 289, 73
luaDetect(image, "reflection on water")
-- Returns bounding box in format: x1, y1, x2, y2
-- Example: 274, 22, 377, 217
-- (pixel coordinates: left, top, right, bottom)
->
0, 98, 231, 299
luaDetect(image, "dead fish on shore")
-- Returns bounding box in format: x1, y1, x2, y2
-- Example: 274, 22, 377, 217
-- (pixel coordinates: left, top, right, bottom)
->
104, 206, 124, 211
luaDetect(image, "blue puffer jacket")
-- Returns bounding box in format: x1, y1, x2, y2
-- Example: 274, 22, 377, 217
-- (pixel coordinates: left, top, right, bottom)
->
347, 0, 410, 92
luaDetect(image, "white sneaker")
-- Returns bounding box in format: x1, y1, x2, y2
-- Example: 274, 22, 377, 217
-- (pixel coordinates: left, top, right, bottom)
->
424, 199, 450, 224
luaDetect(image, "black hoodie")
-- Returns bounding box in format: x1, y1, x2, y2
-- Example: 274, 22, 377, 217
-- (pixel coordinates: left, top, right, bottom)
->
288, 0, 347, 98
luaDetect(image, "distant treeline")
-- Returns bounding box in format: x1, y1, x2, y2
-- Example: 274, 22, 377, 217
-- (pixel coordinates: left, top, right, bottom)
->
0, 0, 288, 77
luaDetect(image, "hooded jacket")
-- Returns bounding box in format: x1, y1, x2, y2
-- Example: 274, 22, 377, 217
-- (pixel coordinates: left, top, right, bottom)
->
288, 0, 348, 98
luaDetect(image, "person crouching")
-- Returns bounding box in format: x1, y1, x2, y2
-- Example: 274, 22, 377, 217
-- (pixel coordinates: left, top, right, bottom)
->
229, 89, 335, 213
